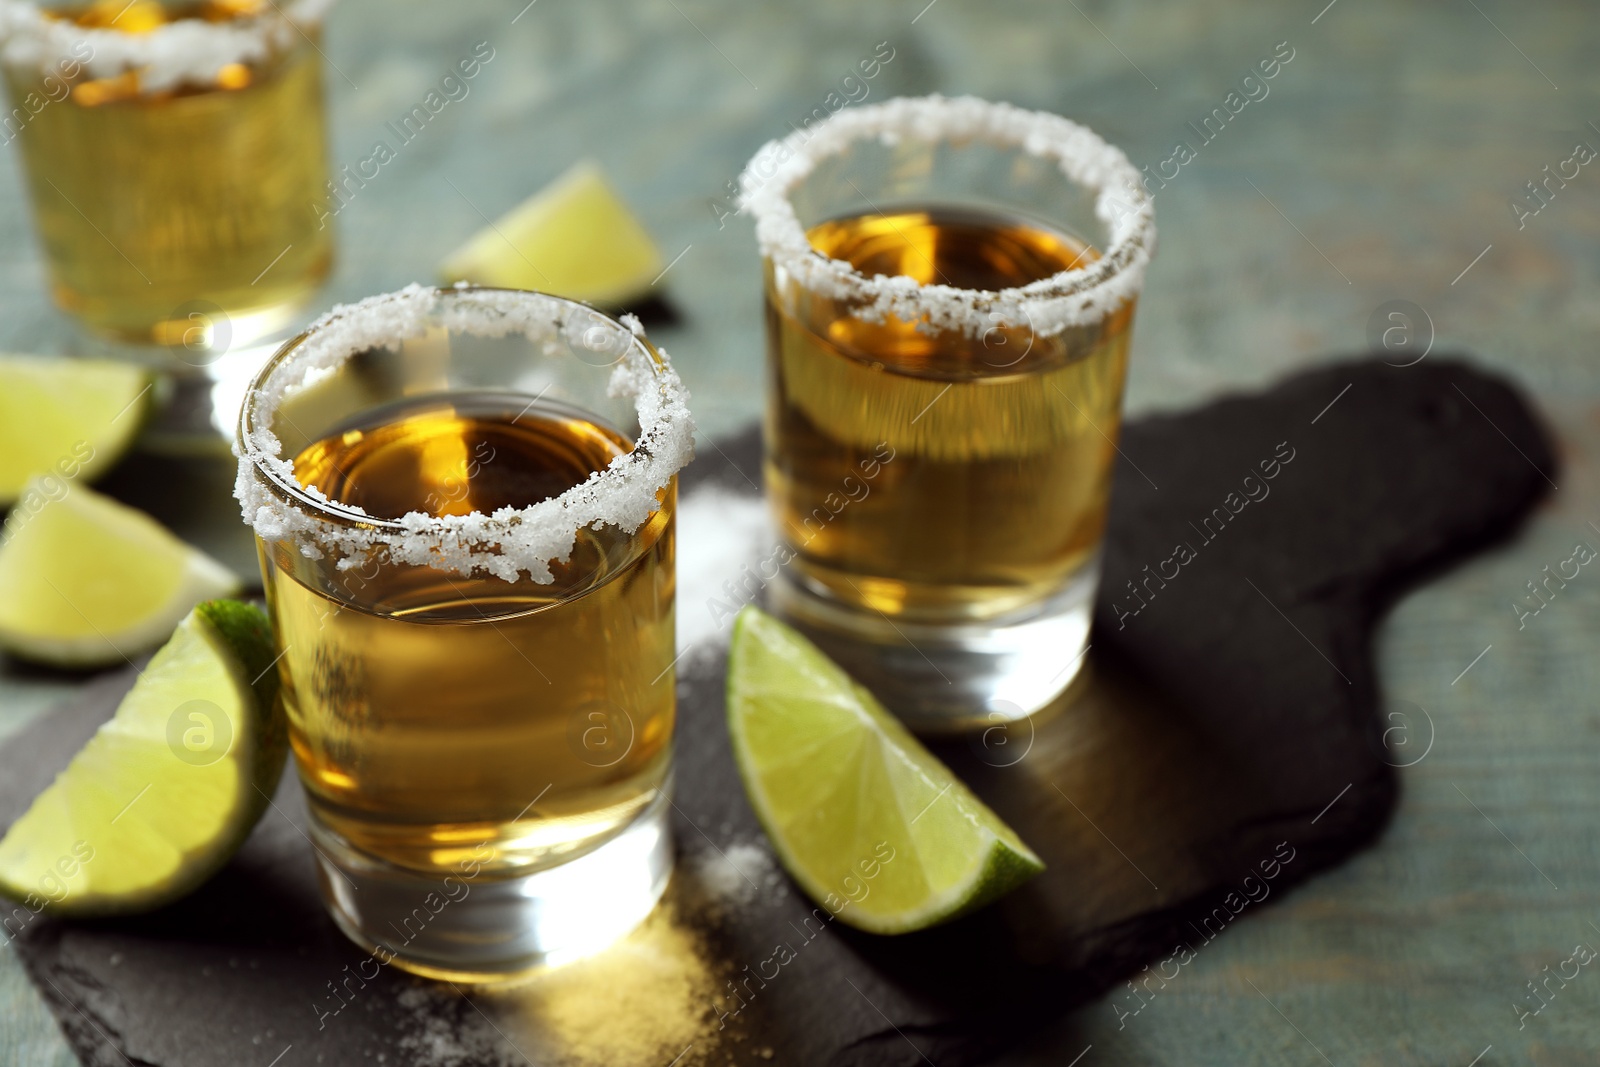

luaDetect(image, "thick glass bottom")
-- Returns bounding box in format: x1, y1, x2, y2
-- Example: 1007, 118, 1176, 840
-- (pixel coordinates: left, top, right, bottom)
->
57, 282, 322, 358
768, 555, 1098, 734
307, 785, 674, 982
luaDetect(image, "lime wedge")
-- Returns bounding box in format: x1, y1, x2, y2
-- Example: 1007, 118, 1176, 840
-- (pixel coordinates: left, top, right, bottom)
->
0, 480, 239, 668
0, 600, 286, 916
438, 159, 666, 306
0, 354, 149, 507
726, 607, 1043, 934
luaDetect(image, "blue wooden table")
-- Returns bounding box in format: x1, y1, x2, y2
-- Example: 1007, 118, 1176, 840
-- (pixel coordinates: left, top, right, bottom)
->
2, 1, 1597, 1063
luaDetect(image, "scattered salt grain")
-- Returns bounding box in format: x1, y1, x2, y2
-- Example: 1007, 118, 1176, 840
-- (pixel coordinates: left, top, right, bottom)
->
695, 839, 780, 909
394, 913, 722, 1067
394, 984, 520, 1067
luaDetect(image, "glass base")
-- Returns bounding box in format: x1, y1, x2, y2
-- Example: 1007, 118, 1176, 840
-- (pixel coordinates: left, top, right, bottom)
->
768, 558, 1098, 735
66, 319, 307, 452
307, 786, 674, 982
55, 274, 323, 355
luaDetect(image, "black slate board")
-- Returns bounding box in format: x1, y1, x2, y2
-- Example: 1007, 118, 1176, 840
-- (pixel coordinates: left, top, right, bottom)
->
1, 356, 1555, 1067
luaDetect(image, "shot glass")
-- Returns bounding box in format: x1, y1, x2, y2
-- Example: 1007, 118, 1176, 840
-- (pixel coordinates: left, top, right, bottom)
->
740, 95, 1155, 732
0, 0, 335, 353
235, 285, 695, 978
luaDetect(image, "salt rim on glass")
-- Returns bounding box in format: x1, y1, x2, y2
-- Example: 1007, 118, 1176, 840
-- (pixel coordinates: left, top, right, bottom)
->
234, 284, 696, 586
737, 94, 1157, 341
0, 0, 334, 93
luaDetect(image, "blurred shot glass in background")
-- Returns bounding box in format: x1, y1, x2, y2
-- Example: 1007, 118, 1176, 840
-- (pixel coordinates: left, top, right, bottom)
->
235, 285, 694, 978
0, 0, 335, 356
740, 95, 1155, 733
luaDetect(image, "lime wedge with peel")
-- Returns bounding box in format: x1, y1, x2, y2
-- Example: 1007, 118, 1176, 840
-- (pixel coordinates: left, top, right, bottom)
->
0, 480, 239, 668
726, 607, 1044, 934
0, 354, 149, 507
438, 159, 666, 306
0, 600, 287, 917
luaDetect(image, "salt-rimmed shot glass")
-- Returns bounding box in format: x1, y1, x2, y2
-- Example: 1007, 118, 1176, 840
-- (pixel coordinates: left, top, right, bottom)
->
0, 0, 334, 352
740, 95, 1155, 733
235, 285, 695, 978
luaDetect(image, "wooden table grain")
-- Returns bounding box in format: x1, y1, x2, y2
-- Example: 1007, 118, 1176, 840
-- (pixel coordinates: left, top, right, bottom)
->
1, 1, 1595, 1063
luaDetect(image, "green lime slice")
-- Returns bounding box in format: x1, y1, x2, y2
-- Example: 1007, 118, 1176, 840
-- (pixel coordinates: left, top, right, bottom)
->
0, 600, 287, 917
0, 480, 239, 668
726, 607, 1043, 934
438, 159, 665, 306
0, 354, 149, 507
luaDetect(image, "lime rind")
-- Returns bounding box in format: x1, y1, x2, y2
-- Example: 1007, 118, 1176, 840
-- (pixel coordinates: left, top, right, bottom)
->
727, 607, 1043, 935
197, 600, 283, 741
196, 598, 288, 827
0, 601, 287, 917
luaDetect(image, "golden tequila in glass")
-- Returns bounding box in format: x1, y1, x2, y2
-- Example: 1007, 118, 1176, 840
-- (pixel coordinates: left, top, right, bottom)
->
1, 1, 333, 348
769, 205, 1133, 622
272, 393, 675, 876
742, 96, 1155, 731
238, 287, 694, 978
